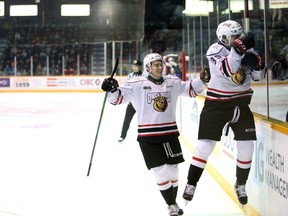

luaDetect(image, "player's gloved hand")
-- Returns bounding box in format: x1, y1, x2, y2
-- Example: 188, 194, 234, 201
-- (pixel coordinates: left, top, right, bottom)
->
101, 77, 119, 93
232, 32, 255, 55
240, 51, 266, 81
200, 66, 211, 83
241, 51, 265, 71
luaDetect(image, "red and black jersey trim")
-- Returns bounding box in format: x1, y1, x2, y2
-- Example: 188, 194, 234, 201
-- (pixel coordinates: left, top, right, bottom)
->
111, 90, 124, 105
205, 88, 253, 106
221, 59, 231, 77
207, 88, 253, 99
137, 122, 179, 142
138, 124, 178, 134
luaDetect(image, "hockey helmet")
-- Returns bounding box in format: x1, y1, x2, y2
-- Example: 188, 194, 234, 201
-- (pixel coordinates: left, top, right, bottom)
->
143, 53, 164, 72
132, 60, 142, 66
216, 20, 243, 46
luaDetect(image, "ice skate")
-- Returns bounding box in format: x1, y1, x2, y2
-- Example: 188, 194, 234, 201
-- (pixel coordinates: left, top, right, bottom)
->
175, 203, 184, 215
182, 184, 196, 205
168, 204, 178, 216
117, 137, 125, 142
234, 182, 248, 207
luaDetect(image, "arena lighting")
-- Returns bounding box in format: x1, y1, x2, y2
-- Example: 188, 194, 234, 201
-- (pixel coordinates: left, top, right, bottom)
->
10, 5, 38, 16
259, 0, 288, 9
61, 4, 90, 16
0, 1, 4, 16
182, 0, 213, 16
222, 0, 253, 13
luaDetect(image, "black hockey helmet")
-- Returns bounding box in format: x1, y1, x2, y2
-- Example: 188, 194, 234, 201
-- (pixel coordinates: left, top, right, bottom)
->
132, 60, 142, 66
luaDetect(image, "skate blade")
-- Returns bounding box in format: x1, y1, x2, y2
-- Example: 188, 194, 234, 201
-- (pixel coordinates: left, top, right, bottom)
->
236, 201, 246, 209
239, 203, 247, 209
184, 200, 189, 206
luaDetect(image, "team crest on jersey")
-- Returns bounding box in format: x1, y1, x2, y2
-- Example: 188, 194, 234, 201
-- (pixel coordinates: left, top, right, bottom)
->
147, 92, 171, 112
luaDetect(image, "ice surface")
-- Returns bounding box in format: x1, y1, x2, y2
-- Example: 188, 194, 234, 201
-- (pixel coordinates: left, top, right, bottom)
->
0, 92, 245, 216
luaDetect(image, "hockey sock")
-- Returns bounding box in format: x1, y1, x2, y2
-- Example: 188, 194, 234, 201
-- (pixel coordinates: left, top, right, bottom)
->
173, 186, 178, 198
160, 186, 176, 205
187, 164, 204, 186
236, 166, 250, 184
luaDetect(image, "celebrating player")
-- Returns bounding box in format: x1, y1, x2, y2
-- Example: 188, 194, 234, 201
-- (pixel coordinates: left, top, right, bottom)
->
182, 20, 267, 207
101, 53, 210, 216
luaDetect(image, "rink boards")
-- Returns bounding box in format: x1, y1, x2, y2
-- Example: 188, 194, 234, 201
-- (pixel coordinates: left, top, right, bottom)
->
179, 96, 288, 216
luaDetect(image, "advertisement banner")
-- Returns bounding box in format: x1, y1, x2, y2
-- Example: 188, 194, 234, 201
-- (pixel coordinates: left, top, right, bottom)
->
0, 78, 10, 88
0, 76, 126, 92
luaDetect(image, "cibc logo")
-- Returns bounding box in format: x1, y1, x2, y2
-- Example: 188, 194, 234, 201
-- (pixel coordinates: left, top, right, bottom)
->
0, 78, 10, 87
80, 78, 101, 86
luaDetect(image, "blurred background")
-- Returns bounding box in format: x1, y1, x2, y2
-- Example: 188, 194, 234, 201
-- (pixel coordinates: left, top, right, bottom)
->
0, 0, 287, 122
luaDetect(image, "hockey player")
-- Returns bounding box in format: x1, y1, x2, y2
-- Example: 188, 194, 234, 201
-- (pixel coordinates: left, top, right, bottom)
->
118, 60, 143, 142
271, 44, 288, 80
101, 53, 210, 216
182, 20, 267, 207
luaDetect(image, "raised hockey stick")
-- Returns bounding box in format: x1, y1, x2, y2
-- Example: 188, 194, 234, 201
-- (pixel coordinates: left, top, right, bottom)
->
87, 57, 119, 176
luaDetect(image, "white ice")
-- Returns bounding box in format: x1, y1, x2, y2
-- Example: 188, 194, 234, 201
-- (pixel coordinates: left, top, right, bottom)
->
0, 92, 245, 216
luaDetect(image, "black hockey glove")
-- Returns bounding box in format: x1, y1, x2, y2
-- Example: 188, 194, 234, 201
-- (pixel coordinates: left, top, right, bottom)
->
101, 77, 119, 93
232, 32, 255, 55
200, 66, 211, 83
240, 51, 266, 81
241, 51, 265, 71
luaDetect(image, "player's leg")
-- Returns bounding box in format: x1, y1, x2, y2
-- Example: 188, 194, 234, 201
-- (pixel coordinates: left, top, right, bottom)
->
183, 104, 228, 204
168, 164, 183, 215
234, 140, 254, 206
139, 140, 184, 216
183, 139, 216, 203
118, 103, 136, 142
152, 164, 183, 216
232, 105, 256, 206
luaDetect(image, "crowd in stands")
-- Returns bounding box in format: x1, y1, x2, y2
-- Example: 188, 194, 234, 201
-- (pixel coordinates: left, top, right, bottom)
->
0, 19, 94, 76
0, 14, 184, 77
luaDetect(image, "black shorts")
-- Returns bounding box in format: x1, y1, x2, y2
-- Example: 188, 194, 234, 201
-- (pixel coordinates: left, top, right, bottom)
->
139, 137, 185, 170
198, 103, 257, 141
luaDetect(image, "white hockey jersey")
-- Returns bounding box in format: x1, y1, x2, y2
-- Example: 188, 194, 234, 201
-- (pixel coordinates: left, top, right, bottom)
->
107, 75, 205, 143
205, 42, 264, 106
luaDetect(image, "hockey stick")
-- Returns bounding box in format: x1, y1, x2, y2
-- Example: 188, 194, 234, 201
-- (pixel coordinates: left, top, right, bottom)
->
87, 57, 119, 176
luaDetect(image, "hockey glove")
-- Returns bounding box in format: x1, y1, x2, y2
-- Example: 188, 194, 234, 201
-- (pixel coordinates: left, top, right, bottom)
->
101, 77, 119, 93
241, 51, 265, 71
240, 51, 266, 81
232, 32, 255, 55
200, 66, 211, 83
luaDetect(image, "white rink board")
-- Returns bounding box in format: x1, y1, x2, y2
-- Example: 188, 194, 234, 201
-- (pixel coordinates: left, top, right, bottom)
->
0, 76, 127, 91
